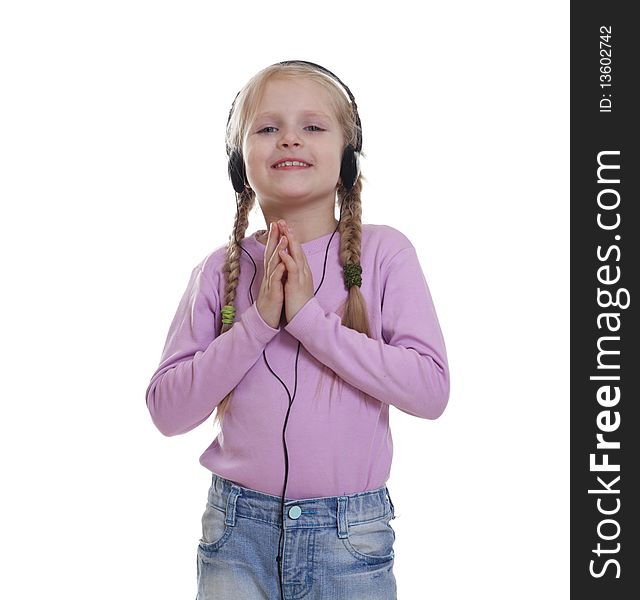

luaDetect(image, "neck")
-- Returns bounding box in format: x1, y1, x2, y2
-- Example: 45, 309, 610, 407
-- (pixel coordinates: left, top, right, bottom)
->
259, 209, 339, 245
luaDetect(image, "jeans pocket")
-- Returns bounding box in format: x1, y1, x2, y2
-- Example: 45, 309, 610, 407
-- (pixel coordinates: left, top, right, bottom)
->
198, 503, 233, 557
342, 514, 396, 565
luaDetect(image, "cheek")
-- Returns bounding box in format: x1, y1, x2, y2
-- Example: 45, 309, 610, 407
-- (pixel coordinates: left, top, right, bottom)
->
329, 151, 344, 175
243, 146, 265, 175
242, 144, 255, 163
317, 144, 342, 165
330, 142, 346, 167
243, 138, 265, 160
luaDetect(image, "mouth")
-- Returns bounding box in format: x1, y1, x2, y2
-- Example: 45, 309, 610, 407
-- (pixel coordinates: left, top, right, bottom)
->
272, 159, 313, 169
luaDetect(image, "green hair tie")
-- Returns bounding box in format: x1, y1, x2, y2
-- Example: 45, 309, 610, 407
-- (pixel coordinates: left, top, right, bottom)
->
343, 263, 363, 289
221, 304, 236, 325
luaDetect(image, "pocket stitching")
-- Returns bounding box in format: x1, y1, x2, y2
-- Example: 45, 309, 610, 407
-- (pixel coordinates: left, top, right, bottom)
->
341, 515, 395, 564
198, 504, 234, 555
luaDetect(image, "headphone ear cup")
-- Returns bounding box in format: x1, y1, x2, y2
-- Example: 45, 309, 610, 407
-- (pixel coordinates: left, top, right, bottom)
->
340, 144, 359, 190
228, 149, 248, 194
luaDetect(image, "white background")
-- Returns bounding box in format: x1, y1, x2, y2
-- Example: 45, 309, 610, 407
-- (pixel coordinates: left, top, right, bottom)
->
0, 1, 569, 598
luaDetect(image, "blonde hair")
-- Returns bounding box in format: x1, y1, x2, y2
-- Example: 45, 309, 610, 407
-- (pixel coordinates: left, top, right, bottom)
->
214, 62, 372, 429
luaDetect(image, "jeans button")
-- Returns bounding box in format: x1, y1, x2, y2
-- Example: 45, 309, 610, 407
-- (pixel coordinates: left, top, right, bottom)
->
288, 505, 302, 519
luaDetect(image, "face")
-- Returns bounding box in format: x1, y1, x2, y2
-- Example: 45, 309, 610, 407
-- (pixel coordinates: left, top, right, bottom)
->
242, 77, 345, 207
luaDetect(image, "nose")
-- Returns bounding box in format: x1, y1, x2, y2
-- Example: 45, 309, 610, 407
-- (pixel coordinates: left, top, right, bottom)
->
278, 126, 302, 148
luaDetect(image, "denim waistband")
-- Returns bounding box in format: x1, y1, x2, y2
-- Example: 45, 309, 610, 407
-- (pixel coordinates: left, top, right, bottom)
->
207, 473, 396, 539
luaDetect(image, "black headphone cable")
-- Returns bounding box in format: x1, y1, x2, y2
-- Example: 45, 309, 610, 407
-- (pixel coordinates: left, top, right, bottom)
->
232, 199, 344, 599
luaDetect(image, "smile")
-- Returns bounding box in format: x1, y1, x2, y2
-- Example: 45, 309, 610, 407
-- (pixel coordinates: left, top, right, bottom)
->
272, 160, 312, 169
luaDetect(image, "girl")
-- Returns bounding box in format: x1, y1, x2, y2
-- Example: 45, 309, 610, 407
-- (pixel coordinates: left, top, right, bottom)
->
145, 60, 450, 600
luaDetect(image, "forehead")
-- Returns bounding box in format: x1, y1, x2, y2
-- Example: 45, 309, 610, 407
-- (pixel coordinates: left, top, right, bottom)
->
254, 109, 334, 121
252, 78, 337, 121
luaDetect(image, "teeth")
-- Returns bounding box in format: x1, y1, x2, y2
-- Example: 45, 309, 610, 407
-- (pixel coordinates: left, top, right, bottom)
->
274, 160, 310, 168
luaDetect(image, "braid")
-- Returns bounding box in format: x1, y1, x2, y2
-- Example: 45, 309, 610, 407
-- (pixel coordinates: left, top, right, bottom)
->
221, 188, 254, 328
338, 175, 371, 337
214, 187, 255, 429
315, 174, 372, 404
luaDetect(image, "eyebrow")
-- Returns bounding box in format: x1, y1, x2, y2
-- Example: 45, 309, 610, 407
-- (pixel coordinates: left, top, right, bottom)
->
254, 110, 333, 121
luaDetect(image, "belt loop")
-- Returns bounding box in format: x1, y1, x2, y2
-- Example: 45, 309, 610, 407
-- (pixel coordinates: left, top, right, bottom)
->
336, 496, 349, 539
225, 484, 242, 527
385, 486, 396, 518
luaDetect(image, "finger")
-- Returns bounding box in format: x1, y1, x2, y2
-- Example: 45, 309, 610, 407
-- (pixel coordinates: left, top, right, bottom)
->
278, 244, 296, 273
266, 236, 286, 277
268, 262, 286, 287
279, 221, 293, 252
283, 225, 301, 261
270, 222, 286, 256
264, 222, 277, 270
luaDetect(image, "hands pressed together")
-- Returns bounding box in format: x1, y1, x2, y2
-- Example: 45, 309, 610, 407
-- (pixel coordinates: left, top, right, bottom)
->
255, 220, 316, 329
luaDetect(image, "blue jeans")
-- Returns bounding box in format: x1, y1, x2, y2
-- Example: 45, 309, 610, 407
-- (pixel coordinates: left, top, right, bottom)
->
196, 473, 397, 599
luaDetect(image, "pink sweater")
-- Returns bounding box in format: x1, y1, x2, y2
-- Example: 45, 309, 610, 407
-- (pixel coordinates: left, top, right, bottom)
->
145, 224, 450, 499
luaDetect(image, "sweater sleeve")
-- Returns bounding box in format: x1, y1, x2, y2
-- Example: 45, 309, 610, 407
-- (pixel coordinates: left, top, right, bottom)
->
145, 264, 280, 436
283, 246, 450, 419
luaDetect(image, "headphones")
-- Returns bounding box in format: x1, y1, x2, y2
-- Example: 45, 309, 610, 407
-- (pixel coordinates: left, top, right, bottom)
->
224, 60, 363, 599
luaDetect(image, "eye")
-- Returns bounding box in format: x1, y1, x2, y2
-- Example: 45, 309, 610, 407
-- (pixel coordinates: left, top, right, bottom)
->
256, 125, 325, 134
